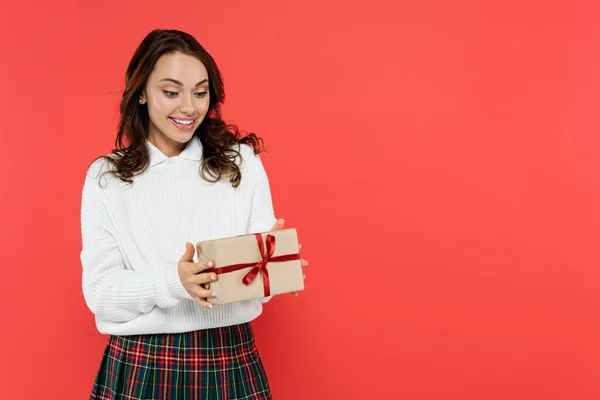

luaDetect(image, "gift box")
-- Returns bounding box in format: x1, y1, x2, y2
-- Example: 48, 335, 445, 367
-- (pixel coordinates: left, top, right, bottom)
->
196, 228, 304, 304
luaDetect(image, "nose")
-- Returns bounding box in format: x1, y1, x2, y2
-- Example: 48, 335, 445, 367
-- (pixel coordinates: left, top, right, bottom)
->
179, 93, 194, 115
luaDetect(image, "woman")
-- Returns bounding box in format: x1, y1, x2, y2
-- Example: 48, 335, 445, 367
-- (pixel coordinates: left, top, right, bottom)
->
80, 29, 307, 399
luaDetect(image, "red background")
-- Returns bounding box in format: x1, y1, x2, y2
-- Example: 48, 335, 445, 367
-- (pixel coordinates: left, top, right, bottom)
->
1, 1, 599, 398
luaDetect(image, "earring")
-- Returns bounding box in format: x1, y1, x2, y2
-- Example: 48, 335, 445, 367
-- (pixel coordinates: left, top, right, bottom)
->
139, 99, 143, 104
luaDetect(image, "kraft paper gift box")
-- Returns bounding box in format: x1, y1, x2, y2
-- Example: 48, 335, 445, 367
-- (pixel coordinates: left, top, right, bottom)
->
196, 228, 304, 305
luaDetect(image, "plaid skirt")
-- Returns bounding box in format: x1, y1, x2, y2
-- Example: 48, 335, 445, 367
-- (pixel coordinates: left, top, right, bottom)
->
90, 323, 271, 400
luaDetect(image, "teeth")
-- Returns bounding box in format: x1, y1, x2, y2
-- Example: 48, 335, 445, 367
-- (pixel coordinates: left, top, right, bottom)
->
173, 118, 193, 125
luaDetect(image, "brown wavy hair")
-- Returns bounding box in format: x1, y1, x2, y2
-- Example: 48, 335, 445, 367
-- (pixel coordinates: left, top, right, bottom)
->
93, 29, 265, 187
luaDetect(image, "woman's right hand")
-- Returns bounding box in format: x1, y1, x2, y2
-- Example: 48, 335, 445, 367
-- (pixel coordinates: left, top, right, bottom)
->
178, 242, 218, 309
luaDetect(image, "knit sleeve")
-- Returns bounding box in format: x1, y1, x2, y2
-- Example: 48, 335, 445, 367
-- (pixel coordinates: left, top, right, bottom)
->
80, 161, 194, 323
243, 147, 278, 303
245, 150, 278, 235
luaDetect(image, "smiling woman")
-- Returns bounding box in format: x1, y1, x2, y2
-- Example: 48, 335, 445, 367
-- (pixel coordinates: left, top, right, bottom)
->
80, 29, 307, 400
141, 53, 211, 149
93, 29, 263, 187
158, 77, 209, 132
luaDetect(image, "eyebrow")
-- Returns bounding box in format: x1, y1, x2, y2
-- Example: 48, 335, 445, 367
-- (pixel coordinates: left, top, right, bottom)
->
158, 78, 208, 87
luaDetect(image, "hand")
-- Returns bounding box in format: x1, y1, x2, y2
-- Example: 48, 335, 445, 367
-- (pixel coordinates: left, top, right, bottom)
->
270, 219, 308, 296
178, 242, 218, 309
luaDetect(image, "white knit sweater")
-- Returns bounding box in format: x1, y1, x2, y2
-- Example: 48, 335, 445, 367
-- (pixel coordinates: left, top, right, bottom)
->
79, 136, 277, 335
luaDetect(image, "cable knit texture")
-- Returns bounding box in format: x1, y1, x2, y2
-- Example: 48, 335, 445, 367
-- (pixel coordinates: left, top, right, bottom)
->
80, 136, 277, 335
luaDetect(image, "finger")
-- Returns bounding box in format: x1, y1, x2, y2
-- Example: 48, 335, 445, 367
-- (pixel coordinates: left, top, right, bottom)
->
193, 285, 216, 299
190, 260, 215, 273
179, 242, 195, 262
189, 272, 218, 285
290, 291, 299, 296
271, 218, 285, 231
301, 258, 308, 267
196, 297, 214, 309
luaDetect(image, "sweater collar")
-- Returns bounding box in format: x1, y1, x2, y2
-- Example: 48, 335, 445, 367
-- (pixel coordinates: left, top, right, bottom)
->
146, 135, 203, 168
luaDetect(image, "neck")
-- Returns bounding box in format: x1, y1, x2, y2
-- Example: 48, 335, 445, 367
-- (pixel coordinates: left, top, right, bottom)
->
147, 133, 187, 157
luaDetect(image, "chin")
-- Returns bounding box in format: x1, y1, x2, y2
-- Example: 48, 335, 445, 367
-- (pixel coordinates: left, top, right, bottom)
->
167, 131, 195, 143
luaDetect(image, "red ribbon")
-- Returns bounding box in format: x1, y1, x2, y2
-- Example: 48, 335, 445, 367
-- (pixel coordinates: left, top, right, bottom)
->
207, 233, 300, 296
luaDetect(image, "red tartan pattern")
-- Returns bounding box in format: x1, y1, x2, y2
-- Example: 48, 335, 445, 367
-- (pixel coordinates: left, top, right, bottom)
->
89, 323, 272, 400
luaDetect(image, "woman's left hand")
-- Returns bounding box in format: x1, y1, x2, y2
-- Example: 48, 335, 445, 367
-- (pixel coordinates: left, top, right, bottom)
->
270, 218, 307, 296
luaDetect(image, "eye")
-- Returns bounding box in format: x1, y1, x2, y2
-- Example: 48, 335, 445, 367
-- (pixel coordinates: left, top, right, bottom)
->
195, 91, 208, 98
163, 90, 178, 98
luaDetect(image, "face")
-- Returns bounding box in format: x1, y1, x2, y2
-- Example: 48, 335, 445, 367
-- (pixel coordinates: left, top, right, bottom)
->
140, 52, 210, 155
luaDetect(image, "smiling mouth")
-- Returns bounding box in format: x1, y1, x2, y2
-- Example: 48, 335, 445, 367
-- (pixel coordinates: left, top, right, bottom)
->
169, 117, 195, 125
169, 117, 197, 130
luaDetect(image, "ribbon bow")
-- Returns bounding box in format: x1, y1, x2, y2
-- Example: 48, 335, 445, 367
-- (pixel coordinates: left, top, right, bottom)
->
242, 234, 276, 291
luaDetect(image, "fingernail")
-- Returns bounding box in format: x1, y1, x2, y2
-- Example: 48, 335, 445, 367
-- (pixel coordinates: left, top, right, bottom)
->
303, 274, 306, 279
279, 218, 285, 223
208, 261, 214, 267
211, 292, 215, 297
211, 274, 216, 280
209, 304, 213, 309
299, 244, 302, 249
